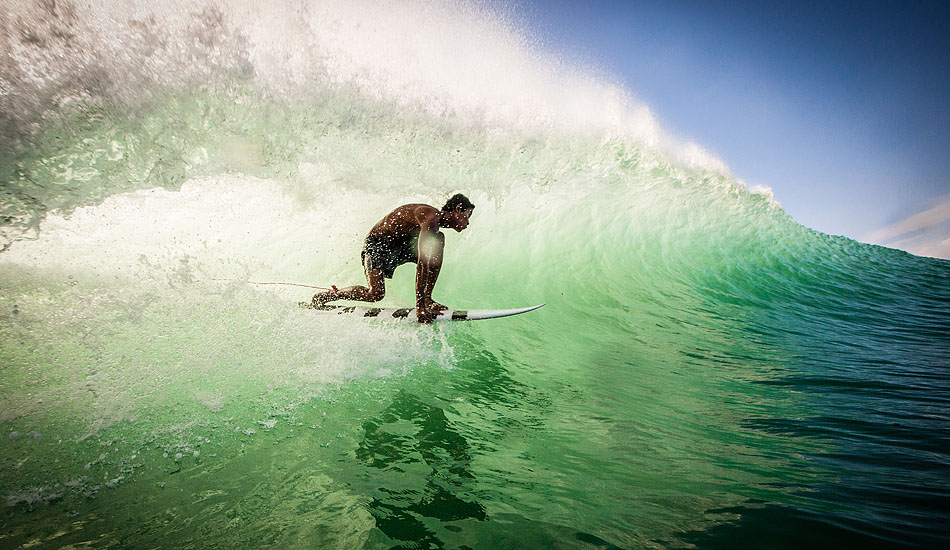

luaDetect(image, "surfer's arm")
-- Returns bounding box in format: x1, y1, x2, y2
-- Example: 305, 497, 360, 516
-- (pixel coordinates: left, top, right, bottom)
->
415, 214, 445, 319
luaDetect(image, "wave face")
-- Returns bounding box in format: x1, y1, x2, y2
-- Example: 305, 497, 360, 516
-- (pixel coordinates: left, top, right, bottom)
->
2, 2, 948, 548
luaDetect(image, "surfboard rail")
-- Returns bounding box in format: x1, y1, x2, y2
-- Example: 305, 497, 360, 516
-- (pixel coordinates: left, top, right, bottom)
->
299, 302, 544, 321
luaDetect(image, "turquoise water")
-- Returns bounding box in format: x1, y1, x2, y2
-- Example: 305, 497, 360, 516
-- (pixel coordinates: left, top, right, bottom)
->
2, 2, 948, 548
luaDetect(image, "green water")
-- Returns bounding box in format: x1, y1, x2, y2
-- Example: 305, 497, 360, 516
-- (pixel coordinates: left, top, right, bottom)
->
2, 2, 949, 548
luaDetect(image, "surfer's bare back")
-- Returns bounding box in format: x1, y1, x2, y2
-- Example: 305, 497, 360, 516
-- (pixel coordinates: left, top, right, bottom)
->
312, 194, 475, 323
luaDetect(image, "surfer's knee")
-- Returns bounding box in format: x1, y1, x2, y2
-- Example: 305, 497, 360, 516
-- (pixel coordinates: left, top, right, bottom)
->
433, 232, 445, 264
434, 232, 445, 257
366, 272, 386, 302
367, 286, 385, 302
419, 232, 445, 268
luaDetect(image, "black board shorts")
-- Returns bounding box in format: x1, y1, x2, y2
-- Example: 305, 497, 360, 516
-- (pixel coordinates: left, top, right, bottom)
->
361, 234, 418, 279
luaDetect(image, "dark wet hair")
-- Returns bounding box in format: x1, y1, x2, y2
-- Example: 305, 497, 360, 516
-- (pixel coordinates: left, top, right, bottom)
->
442, 193, 474, 212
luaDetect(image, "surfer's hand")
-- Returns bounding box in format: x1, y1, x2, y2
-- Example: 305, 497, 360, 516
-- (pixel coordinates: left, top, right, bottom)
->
416, 302, 444, 323
416, 307, 437, 324
427, 301, 447, 312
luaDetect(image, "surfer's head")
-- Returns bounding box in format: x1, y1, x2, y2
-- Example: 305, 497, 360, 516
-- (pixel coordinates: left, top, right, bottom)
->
441, 193, 474, 232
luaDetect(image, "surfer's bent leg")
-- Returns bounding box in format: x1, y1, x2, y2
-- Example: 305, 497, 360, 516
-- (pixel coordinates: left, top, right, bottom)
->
312, 241, 390, 307
311, 269, 385, 306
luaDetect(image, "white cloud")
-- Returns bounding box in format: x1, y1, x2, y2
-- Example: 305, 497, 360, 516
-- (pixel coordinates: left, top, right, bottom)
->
863, 196, 950, 260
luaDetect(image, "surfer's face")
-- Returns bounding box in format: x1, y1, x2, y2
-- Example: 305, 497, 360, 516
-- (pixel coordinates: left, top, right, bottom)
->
450, 208, 473, 231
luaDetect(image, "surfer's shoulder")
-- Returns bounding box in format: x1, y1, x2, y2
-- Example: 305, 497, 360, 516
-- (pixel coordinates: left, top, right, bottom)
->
384, 203, 434, 218
391, 204, 441, 226
371, 204, 438, 236
399, 203, 438, 214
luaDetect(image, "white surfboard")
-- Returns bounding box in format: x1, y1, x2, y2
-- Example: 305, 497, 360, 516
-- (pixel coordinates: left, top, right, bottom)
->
299, 302, 544, 321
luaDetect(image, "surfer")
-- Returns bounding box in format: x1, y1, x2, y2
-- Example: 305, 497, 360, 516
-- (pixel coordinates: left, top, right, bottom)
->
311, 194, 475, 323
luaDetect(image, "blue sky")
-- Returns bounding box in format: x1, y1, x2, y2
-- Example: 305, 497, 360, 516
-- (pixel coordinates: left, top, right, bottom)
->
517, 0, 950, 258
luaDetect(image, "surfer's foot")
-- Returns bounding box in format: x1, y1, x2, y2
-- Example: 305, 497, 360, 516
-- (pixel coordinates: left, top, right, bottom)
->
311, 291, 336, 307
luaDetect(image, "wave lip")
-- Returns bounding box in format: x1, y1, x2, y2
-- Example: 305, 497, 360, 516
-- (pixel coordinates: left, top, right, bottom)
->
1, 0, 728, 169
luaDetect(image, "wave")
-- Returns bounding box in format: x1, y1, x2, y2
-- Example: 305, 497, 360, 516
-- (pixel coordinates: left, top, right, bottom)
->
2, 1, 948, 547
1, 0, 738, 247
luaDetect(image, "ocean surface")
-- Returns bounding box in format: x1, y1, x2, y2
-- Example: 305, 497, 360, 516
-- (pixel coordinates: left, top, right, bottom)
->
1, 2, 948, 548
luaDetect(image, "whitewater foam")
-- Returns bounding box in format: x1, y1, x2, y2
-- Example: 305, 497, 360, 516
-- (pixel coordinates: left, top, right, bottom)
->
1, 0, 728, 171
